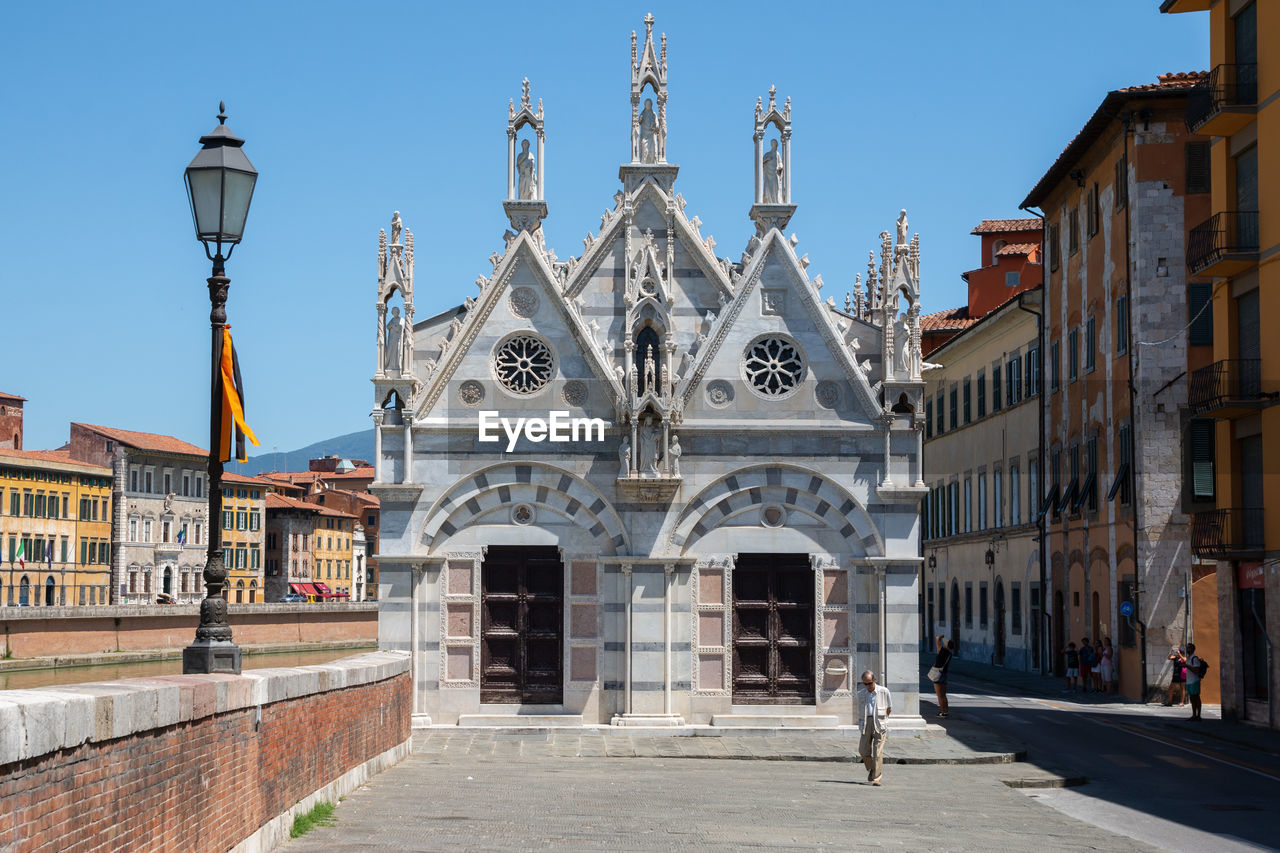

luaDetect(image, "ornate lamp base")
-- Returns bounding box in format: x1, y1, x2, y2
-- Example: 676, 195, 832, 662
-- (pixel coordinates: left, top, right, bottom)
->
183, 639, 242, 674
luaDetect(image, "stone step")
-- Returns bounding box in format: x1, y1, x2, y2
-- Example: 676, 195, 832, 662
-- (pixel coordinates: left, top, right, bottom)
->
456, 714, 585, 727
711, 714, 839, 728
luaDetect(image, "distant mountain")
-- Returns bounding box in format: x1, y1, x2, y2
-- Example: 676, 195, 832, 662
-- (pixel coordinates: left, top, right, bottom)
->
227, 429, 374, 475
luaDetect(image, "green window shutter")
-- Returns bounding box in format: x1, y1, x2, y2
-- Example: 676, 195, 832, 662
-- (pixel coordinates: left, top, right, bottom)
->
1190, 419, 1215, 500
1188, 283, 1213, 346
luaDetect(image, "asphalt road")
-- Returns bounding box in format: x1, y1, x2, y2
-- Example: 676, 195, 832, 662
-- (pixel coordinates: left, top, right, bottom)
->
924, 673, 1280, 853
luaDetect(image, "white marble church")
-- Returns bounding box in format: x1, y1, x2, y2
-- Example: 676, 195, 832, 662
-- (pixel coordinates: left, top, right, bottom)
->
371, 15, 929, 728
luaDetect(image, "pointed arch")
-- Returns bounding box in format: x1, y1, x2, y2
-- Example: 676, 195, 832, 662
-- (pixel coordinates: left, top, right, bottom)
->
667, 464, 884, 557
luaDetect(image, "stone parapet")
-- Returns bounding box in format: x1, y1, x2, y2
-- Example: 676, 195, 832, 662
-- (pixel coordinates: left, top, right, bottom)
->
0, 651, 411, 853
0, 601, 378, 620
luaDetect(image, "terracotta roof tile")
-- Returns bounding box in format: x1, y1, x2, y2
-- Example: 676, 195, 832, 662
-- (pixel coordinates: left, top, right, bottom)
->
73, 423, 207, 457
223, 471, 277, 487
0, 447, 111, 475
1117, 71, 1208, 93
921, 306, 979, 333
0, 392, 27, 402
970, 218, 1042, 235
996, 242, 1039, 257
266, 493, 320, 512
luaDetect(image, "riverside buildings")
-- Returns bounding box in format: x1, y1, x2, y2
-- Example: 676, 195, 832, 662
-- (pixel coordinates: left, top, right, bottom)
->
373, 17, 928, 727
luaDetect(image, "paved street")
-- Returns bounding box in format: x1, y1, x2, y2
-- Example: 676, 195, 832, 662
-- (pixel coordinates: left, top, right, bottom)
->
286, 742, 1150, 852
919, 656, 1280, 852
284, 657, 1280, 852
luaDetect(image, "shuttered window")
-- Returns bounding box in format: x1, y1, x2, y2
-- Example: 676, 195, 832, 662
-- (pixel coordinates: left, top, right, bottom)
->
1190, 419, 1215, 501
1087, 183, 1100, 236
1068, 207, 1080, 254
1049, 223, 1061, 271
977, 371, 987, 418
992, 364, 1003, 411
1186, 142, 1211, 194
1114, 155, 1128, 210
1188, 283, 1213, 346
964, 378, 972, 424
1116, 295, 1129, 354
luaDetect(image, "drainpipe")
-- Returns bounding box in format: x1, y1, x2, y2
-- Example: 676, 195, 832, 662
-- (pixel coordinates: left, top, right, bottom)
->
1018, 203, 1049, 675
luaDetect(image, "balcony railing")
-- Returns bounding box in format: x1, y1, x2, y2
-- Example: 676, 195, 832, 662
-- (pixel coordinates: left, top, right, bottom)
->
1187, 211, 1259, 276
1187, 63, 1257, 134
1191, 508, 1265, 559
1187, 359, 1275, 415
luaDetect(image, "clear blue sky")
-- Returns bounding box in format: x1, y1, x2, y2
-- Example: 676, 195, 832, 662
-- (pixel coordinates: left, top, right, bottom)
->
0, 2, 1206, 454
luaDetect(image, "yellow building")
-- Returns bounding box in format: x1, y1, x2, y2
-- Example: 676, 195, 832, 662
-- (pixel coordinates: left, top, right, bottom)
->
311, 506, 355, 599
221, 472, 272, 604
1163, 0, 1278, 729
0, 449, 113, 607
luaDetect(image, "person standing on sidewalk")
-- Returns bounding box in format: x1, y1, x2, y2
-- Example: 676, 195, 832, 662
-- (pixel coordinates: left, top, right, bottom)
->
1064, 642, 1080, 692
1168, 647, 1187, 707
858, 669, 893, 786
1185, 643, 1206, 720
1079, 637, 1094, 693
931, 636, 953, 717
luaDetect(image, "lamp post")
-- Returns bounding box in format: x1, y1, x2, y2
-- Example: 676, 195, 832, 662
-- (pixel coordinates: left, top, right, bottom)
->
182, 102, 257, 675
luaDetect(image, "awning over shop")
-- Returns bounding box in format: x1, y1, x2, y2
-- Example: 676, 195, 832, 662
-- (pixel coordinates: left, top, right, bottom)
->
289, 583, 307, 595
313, 582, 339, 599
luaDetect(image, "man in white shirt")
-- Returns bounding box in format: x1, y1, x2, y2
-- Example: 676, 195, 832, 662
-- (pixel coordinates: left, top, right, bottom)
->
857, 669, 893, 785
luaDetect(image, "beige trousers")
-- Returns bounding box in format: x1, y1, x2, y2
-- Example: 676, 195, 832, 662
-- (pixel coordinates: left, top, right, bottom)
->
859, 725, 886, 783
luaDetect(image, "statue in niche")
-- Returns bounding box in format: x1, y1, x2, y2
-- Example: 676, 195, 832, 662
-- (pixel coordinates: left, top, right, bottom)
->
619, 439, 631, 478
390, 211, 402, 245
762, 138, 783, 204
385, 306, 408, 373
638, 97, 660, 164
668, 434, 682, 477
896, 209, 909, 249
640, 417, 661, 477
516, 138, 537, 200
893, 314, 910, 375
642, 349, 656, 395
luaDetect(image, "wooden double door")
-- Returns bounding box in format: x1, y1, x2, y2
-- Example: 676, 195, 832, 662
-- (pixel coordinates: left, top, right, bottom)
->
480, 546, 564, 704
732, 554, 815, 703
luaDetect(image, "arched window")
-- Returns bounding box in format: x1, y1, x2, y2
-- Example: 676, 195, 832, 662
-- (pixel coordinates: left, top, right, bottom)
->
19, 576, 30, 606
991, 239, 1006, 265
635, 326, 661, 395
45, 576, 56, 606
250, 579, 258, 604
163, 568, 173, 595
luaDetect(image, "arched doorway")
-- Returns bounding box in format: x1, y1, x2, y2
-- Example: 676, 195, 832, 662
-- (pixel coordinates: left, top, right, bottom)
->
45, 576, 55, 606
250, 580, 258, 603
1054, 589, 1066, 677
19, 576, 30, 606
235, 580, 244, 604
950, 579, 961, 656
994, 579, 1007, 666
163, 568, 173, 596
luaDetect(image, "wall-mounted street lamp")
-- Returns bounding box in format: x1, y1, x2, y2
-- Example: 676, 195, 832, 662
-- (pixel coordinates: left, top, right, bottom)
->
182, 102, 257, 675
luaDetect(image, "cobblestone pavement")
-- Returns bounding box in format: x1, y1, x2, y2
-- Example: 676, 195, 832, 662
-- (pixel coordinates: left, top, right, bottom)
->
285, 735, 1152, 852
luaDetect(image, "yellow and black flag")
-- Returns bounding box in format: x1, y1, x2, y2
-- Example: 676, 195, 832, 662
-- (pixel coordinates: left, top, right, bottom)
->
215, 326, 260, 463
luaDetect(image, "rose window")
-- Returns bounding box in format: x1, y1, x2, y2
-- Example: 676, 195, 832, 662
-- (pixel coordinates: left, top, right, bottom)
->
494, 334, 554, 394
743, 337, 804, 397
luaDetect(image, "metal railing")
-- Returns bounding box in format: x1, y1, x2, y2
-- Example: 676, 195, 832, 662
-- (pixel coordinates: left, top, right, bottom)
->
1191, 507, 1265, 558
1188, 359, 1264, 413
1187, 63, 1258, 132
1187, 210, 1260, 274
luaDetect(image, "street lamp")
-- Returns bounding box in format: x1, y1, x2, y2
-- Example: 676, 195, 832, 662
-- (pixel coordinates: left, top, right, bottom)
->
182, 102, 257, 675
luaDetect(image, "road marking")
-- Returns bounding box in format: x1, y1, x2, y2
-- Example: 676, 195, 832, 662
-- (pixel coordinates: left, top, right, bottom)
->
1156, 754, 1207, 769
1100, 753, 1149, 768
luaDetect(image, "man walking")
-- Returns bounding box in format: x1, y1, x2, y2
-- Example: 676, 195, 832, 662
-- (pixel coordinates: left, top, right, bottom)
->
857, 669, 892, 786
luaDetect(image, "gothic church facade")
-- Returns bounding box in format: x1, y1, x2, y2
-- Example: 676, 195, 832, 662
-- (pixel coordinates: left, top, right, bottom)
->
372, 16, 929, 727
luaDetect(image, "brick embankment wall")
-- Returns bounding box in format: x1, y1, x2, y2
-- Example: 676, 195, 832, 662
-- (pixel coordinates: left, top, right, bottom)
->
0, 650, 411, 853
0, 602, 377, 660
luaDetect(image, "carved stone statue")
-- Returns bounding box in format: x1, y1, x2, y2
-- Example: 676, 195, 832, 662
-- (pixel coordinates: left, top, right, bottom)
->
896, 209, 908, 249
619, 439, 631, 478
516, 139, 537, 200
385, 306, 407, 373
164, 493, 174, 513
640, 418, 661, 476
668, 435, 682, 477
642, 348, 656, 394
639, 97, 660, 164
391, 211, 403, 245
893, 314, 909, 375
762, 138, 783, 204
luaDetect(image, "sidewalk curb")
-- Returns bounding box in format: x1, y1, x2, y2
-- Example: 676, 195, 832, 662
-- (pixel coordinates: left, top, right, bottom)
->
1002, 774, 1088, 789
